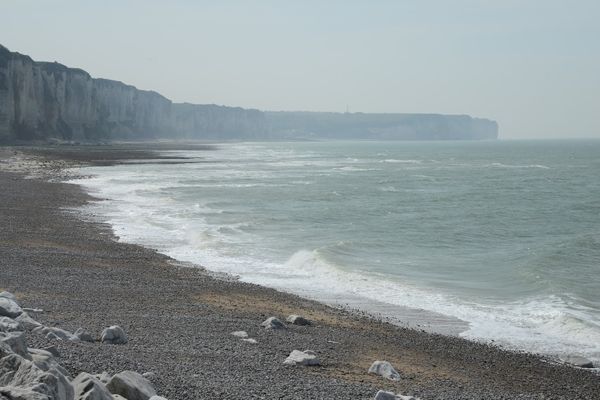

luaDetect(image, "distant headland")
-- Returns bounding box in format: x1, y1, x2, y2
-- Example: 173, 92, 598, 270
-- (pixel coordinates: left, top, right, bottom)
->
0, 44, 498, 143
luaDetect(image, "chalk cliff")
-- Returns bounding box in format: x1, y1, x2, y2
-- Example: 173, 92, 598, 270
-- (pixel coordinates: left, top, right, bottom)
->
0, 45, 266, 142
0, 44, 498, 143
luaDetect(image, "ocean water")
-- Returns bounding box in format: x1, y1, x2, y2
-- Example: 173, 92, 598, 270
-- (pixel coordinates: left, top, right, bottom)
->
69, 140, 600, 362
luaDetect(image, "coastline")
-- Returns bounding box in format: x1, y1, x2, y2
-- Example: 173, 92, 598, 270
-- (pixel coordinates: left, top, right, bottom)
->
1, 145, 598, 399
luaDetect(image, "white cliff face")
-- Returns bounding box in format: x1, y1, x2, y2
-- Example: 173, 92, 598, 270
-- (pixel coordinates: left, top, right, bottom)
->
0, 45, 267, 142
0, 44, 498, 143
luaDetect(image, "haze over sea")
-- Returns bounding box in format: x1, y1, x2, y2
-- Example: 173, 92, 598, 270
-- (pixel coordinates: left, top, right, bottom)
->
71, 139, 600, 362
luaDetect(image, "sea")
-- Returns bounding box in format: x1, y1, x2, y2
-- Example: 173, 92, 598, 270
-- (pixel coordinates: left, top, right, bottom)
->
69, 139, 600, 363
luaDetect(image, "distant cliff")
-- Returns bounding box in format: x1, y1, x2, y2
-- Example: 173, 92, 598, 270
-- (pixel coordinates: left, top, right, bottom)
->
0, 44, 498, 143
265, 111, 498, 140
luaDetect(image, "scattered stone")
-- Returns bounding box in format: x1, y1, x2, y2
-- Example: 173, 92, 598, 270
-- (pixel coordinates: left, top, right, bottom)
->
286, 314, 312, 326
261, 317, 285, 330
368, 360, 401, 381
72, 372, 114, 400
0, 316, 23, 332
283, 350, 320, 366
0, 331, 31, 360
74, 328, 95, 342
561, 355, 594, 368
231, 330, 248, 338
149, 397, 168, 400
101, 326, 128, 345
15, 312, 43, 330
0, 297, 23, 318
106, 371, 157, 400
241, 338, 258, 344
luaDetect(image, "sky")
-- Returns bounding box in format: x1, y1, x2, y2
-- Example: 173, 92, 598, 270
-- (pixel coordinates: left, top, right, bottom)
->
1, 0, 599, 139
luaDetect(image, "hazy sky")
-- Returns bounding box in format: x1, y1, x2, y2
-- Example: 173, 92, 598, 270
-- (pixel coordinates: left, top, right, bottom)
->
1, 1, 599, 138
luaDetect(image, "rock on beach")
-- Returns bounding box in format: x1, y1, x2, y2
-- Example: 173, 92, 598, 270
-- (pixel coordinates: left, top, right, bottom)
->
0, 297, 23, 319
283, 350, 320, 366
101, 326, 128, 345
286, 314, 312, 326
368, 360, 401, 381
261, 317, 285, 330
106, 371, 157, 400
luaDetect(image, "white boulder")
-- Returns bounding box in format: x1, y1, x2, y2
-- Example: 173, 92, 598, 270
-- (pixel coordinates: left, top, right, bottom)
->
74, 328, 94, 343
16, 312, 42, 331
368, 360, 400, 381
0, 331, 31, 360
0, 297, 23, 318
101, 326, 128, 345
261, 317, 285, 330
231, 331, 248, 338
0, 354, 73, 400
0, 316, 23, 332
0, 292, 16, 301
72, 372, 113, 400
286, 315, 312, 326
374, 391, 418, 400
283, 350, 320, 366
106, 371, 156, 400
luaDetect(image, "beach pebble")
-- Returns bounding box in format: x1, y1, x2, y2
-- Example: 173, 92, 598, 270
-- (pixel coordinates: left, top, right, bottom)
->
241, 338, 258, 344
368, 360, 401, 381
286, 314, 312, 326
73, 372, 114, 400
561, 355, 594, 368
15, 312, 42, 330
283, 350, 320, 366
261, 317, 285, 330
0, 297, 23, 318
101, 325, 128, 345
0, 331, 31, 360
74, 327, 95, 342
0, 316, 23, 332
106, 371, 157, 400
231, 330, 248, 338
